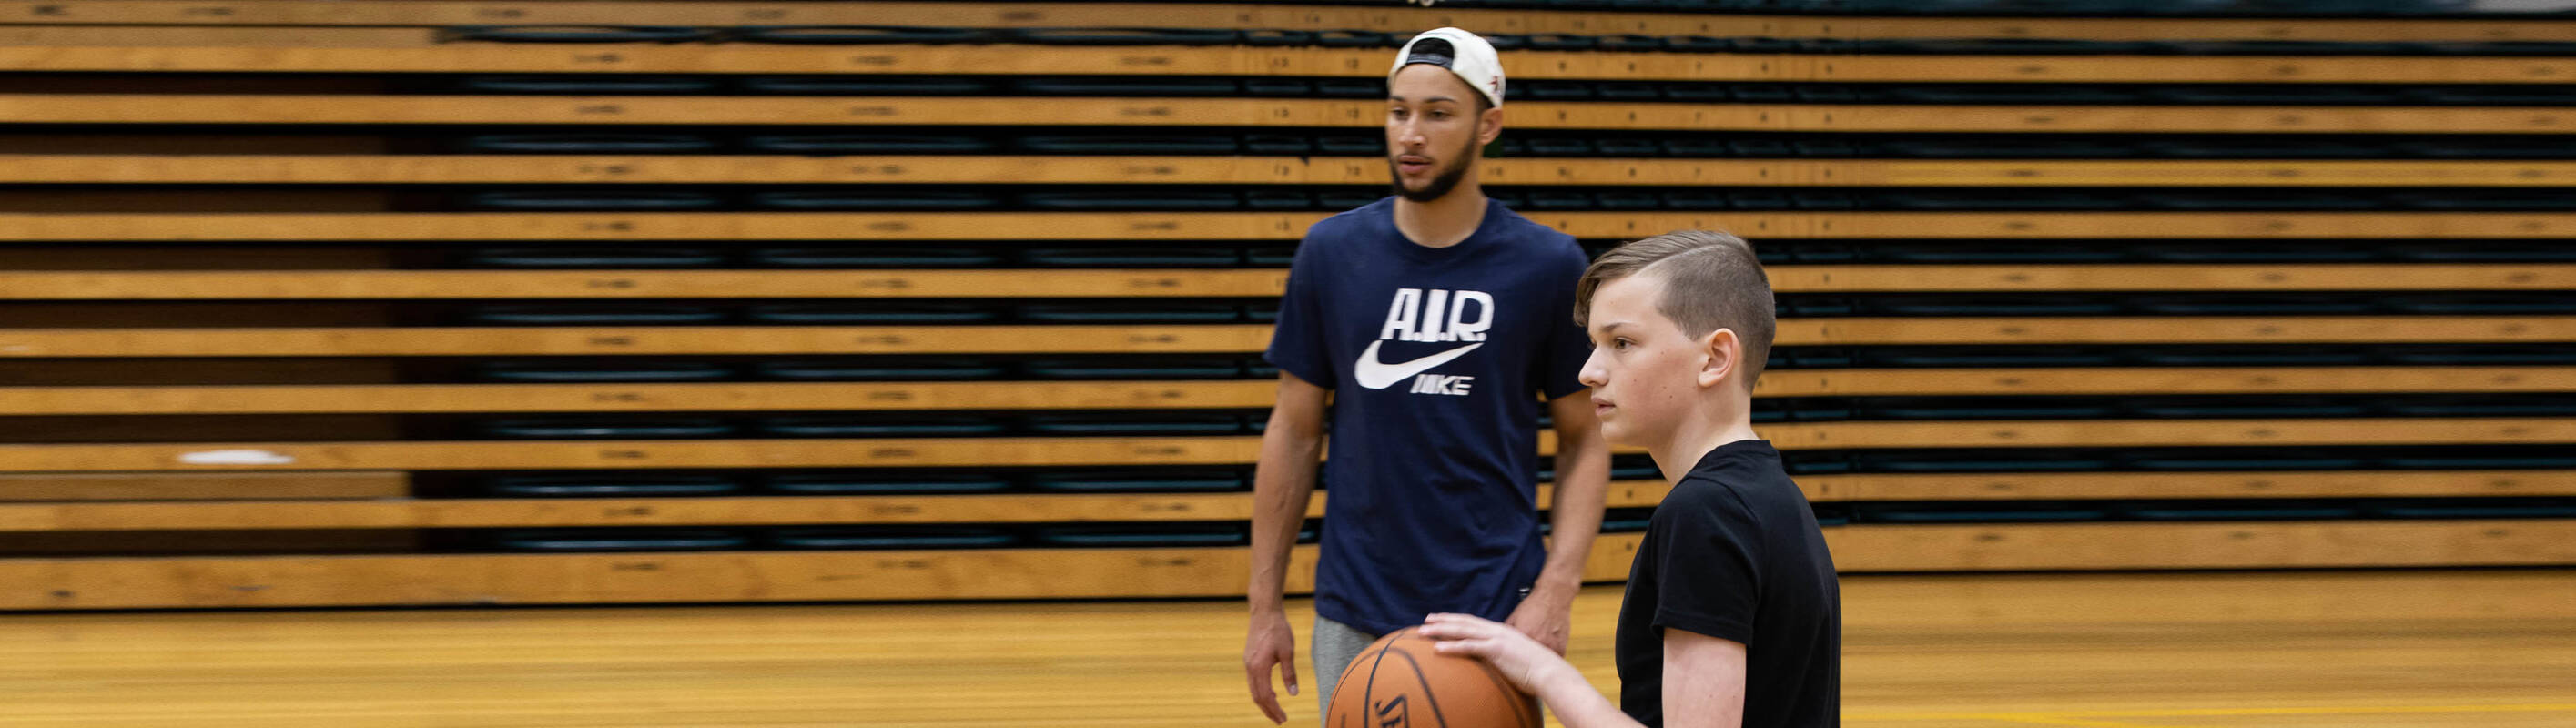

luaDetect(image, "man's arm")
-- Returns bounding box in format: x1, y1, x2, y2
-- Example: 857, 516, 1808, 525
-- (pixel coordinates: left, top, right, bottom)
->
1243, 372, 1330, 724
1506, 390, 1612, 653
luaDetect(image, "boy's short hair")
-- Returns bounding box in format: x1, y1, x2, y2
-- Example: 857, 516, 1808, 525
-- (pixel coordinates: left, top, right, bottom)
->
1572, 229, 1774, 390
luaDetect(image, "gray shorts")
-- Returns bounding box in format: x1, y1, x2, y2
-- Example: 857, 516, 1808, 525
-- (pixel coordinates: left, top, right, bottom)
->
1310, 615, 1380, 723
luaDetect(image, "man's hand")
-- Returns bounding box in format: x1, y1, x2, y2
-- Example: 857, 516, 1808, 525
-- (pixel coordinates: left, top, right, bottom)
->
1503, 582, 1576, 655
1243, 609, 1300, 724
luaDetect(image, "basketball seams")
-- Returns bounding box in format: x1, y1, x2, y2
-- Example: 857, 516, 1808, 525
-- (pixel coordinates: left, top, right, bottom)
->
1338, 627, 1527, 728
1384, 642, 1454, 728
1466, 653, 1538, 728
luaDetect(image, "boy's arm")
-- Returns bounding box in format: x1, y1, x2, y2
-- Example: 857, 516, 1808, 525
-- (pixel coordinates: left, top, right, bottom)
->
1518, 627, 1743, 728
1243, 372, 1329, 724
1508, 390, 1611, 654
1661, 629, 1749, 728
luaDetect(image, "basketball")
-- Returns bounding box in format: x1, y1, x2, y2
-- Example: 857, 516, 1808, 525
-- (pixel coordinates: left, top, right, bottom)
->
1325, 627, 1541, 728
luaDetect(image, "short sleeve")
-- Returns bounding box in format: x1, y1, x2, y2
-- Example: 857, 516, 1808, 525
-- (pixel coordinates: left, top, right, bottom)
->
1263, 231, 1338, 389
1648, 483, 1760, 643
1539, 243, 1594, 399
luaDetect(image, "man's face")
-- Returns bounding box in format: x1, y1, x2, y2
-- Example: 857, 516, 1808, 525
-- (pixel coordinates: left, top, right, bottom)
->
1384, 65, 1488, 203
1577, 273, 1709, 447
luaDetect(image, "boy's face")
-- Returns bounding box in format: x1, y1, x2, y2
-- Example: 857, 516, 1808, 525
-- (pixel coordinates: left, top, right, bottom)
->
1577, 272, 1711, 447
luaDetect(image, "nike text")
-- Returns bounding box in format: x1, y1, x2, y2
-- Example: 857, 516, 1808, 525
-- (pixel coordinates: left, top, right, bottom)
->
1409, 374, 1475, 396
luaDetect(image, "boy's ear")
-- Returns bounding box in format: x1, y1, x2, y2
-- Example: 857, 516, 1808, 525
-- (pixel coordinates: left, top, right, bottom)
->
1476, 106, 1505, 146
1697, 328, 1740, 390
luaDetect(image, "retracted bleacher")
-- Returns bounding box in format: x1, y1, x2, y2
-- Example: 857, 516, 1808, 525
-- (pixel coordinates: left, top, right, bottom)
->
2, 0, 2574, 609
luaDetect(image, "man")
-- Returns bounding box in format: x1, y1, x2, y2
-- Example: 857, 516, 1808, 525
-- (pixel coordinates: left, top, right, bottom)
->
1242, 27, 1614, 725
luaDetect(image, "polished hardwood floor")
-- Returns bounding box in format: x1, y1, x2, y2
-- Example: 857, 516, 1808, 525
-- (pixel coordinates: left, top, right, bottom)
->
0, 570, 2568, 727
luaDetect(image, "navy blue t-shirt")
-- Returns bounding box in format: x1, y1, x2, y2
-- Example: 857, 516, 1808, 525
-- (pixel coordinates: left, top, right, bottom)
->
1265, 196, 1594, 635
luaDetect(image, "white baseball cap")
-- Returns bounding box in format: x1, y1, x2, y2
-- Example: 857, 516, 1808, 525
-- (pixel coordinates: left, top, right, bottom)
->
1390, 28, 1505, 108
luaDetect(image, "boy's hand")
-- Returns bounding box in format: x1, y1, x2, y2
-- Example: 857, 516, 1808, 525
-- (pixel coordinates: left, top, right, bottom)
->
1420, 612, 1578, 694
1503, 583, 1575, 654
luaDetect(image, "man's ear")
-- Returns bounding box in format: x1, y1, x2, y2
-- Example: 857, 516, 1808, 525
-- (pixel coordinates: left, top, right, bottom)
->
1697, 328, 1740, 390
1476, 106, 1505, 146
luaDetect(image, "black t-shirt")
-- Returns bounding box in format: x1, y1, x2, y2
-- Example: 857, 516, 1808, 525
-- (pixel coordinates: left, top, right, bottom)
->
1615, 440, 1840, 728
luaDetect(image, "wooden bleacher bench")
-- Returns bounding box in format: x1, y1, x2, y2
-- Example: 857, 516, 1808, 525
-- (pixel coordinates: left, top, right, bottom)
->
1, 521, 2572, 608
6, 28, 2576, 85
0, 539, 1535, 608
0, 381, 1285, 414
11, 0, 2576, 45
0, 471, 408, 500
3, 472, 2571, 531
0, 419, 2566, 472
3, 368, 2573, 417
1, 265, 2569, 300
1830, 521, 2576, 571
12, 212, 2576, 241
18, 156, 2576, 187
0, 481, 1662, 531
5, 471, 2575, 533
0, 325, 1280, 357
0, 269, 1294, 299
5, 318, 2572, 358
9, 95, 2576, 134
1811, 470, 2576, 500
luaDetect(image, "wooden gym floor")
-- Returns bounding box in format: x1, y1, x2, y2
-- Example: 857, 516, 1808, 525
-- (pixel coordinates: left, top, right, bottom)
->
0, 570, 2569, 727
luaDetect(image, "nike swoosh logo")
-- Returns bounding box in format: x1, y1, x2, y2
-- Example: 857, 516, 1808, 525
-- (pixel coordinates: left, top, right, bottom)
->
1352, 339, 1483, 390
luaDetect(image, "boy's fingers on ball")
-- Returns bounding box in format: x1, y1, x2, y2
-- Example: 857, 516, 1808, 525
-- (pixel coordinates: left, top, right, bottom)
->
1434, 637, 1492, 652
1419, 622, 1471, 638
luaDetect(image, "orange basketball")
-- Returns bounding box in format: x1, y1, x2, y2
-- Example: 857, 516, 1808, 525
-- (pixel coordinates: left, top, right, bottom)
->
1324, 627, 1541, 728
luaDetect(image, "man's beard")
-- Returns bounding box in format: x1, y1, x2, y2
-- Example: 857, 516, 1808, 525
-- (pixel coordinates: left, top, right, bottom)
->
1388, 135, 1481, 203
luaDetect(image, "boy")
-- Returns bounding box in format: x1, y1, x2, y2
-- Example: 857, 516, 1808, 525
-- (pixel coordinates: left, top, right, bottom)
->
1420, 230, 1841, 728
